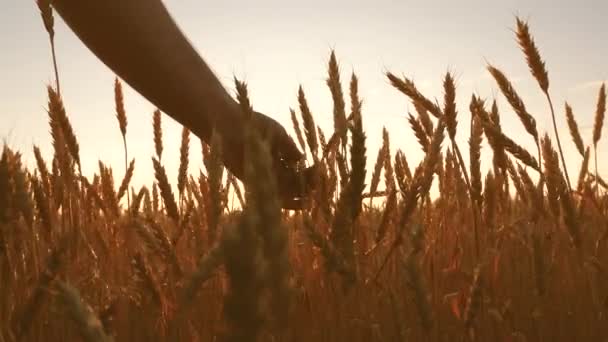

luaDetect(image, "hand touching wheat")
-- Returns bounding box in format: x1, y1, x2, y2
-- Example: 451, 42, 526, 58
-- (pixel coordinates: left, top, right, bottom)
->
50, 0, 312, 208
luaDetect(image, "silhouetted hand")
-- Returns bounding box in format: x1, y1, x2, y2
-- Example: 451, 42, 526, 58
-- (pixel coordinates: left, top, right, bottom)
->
217, 110, 315, 209
51, 0, 316, 208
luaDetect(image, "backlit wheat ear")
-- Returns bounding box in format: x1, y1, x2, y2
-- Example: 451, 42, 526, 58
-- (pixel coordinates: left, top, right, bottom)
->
541, 134, 562, 219
177, 126, 190, 199
443, 72, 458, 140
516, 16, 571, 191
592, 83, 606, 195
327, 51, 347, 147
114, 78, 128, 138
506, 158, 526, 202
153, 109, 163, 162
472, 96, 540, 171
415, 101, 434, 137
382, 128, 394, 192
152, 158, 179, 224
486, 64, 543, 192
290, 108, 307, 156
36, 0, 54, 43
516, 17, 549, 93
386, 72, 443, 118
487, 65, 539, 143
47, 86, 81, 173
98, 161, 119, 218
576, 147, 591, 193
132, 186, 148, 216
298, 86, 319, 161
593, 83, 606, 146
488, 100, 508, 173
349, 72, 367, 220
374, 129, 395, 245
395, 149, 412, 180
565, 103, 586, 157
482, 171, 496, 227
152, 182, 159, 212
469, 115, 483, 207
408, 114, 430, 153
114, 78, 130, 205
33, 145, 51, 194
36, 0, 60, 94
116, 158, 134, 202
369, 138, 387, 206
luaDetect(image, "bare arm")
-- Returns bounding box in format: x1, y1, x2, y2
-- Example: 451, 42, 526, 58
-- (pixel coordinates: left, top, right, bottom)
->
50, 0, 311, 207
51, 0, 239, 143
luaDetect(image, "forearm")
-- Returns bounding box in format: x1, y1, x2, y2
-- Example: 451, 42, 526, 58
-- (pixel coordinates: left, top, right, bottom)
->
51, 0, 242, 141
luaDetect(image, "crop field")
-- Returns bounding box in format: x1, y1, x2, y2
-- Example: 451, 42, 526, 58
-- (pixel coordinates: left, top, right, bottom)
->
0, 3, 607, 342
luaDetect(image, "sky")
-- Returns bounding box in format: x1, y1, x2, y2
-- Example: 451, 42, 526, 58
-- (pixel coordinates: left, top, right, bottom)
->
1, 0, 607, 191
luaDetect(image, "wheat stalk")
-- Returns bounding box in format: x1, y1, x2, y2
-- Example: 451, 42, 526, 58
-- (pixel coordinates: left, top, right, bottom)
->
516, 17, 571, 191
114, 78, 129, 207
464, 266, 483, 329
36, 0, 60, 94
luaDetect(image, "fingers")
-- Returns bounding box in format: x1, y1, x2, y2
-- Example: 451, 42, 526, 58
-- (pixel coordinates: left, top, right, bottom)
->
251, 111, 303, 162
274, 126, 303, 163
220, 110, 311, 208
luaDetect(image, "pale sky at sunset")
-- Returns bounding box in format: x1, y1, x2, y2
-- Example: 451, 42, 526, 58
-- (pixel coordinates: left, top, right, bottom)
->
1, 0, 606, 190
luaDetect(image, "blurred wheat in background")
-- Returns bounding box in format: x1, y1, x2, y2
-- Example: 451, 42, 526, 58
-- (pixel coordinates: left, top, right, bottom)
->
0, 3, 606, 341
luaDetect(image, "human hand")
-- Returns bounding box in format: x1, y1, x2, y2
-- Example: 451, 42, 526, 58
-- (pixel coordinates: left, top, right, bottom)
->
218, 110, 316, 209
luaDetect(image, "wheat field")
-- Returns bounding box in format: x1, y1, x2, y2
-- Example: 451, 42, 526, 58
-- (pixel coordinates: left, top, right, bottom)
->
0, 4, 607, 342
